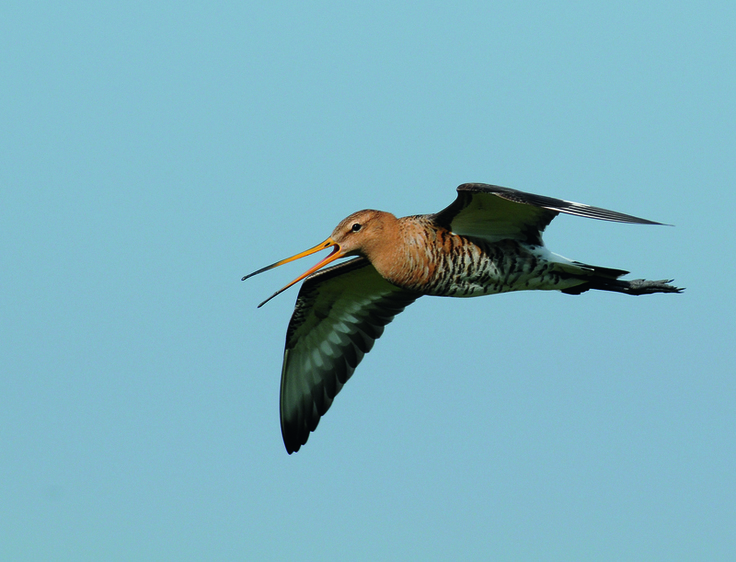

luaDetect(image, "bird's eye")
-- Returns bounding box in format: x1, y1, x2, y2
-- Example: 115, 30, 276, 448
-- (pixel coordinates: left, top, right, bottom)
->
351, 223, 362, 232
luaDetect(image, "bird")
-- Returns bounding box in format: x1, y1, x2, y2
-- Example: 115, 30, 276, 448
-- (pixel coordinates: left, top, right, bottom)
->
243, 183, 682, 453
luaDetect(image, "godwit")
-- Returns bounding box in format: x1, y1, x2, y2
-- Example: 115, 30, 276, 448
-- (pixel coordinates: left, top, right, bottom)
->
243, 183, 682, 453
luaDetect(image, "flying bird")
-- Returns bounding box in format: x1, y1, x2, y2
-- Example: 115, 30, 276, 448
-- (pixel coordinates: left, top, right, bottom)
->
243, 183, 682, 453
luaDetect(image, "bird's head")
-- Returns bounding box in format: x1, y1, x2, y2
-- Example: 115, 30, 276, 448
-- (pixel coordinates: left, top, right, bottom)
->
242, 209, 397, 307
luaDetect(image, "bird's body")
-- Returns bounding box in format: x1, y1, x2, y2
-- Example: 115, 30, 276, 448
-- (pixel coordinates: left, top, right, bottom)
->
329, 212, 586, 297
243, 183, 682, 453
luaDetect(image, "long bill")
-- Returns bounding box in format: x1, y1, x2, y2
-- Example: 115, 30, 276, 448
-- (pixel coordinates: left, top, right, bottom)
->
242, 237, 343, 308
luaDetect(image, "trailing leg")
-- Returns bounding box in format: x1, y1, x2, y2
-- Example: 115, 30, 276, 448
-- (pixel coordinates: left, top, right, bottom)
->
561, 277, 683, 296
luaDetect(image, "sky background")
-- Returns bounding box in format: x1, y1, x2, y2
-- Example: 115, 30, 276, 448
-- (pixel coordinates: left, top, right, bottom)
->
2, 1, 735, 560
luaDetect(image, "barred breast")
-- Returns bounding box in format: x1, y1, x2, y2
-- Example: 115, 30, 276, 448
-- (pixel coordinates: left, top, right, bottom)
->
385, 220, 573, 297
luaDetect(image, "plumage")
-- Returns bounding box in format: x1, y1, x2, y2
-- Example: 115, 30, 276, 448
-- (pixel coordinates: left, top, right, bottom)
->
432, 184, 664, 246
243, 183, 682, 453
280, 258, 418, 453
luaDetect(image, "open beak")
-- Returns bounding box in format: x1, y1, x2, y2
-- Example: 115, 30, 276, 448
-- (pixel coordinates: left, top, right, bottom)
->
242, 237, 343, 307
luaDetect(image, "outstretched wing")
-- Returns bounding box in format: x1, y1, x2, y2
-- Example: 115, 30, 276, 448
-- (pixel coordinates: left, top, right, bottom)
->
431, 183, 664, 245
280, 257, 420, 454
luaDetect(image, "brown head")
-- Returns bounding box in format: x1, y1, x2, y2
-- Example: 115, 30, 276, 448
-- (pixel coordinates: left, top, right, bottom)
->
242, 209, 399, 307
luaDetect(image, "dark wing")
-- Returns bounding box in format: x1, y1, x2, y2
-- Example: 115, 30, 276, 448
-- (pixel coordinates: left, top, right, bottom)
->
280, 257, 420, 454
431, 183, 664, 245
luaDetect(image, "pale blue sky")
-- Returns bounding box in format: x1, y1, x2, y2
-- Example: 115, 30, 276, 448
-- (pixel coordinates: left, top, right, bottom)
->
2, 1, 735, 560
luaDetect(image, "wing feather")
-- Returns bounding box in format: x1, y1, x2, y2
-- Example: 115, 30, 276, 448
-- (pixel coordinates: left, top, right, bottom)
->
280, 257, 419, 453
431, 183, 664, 244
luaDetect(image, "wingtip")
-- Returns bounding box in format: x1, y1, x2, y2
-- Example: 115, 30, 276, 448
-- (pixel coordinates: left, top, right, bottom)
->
282, 419, 304, 454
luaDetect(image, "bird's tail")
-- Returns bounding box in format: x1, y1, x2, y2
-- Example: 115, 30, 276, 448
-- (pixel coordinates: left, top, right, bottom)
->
556, 261, 683, 296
